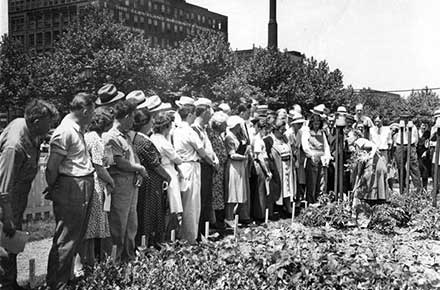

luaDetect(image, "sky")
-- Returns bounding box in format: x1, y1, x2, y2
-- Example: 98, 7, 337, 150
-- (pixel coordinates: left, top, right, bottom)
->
189, 0, 440, 95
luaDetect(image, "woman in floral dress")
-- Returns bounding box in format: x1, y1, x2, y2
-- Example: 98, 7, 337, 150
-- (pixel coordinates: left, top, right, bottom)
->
208, 111, 229, 228
81, 107, 115, 266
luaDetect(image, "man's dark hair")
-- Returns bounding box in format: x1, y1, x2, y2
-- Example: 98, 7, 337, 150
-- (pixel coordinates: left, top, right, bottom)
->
70, 92, 96, 112
25, 99, 59, 123
133, 108, 152, 132
178, 105, 195, 120
113, 100, 137, 120
88, 107, 114, 134
195, 105, 208, 117
237, 104, 249, 114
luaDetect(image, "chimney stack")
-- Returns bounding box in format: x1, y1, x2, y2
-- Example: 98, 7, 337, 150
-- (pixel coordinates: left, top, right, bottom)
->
268, 0, 278, 49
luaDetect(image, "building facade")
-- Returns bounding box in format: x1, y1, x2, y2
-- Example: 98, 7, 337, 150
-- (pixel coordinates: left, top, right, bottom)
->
8, 0, 228, 52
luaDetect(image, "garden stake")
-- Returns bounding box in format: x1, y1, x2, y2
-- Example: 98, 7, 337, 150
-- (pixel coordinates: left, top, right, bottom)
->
234, 214, 239, 239
291, 205, 295, 226
334, 126, 339, 200
111, 245, 117, 262
406, 121, 413, 195
171, 229, 176, 242
265, 208, 269, 224
399, 120, 405, 195
433, 126, 440, 207
29, 259, 35, 288
338, 126, 344, 200
205, 221, 209, 239
141, 235, 146, 248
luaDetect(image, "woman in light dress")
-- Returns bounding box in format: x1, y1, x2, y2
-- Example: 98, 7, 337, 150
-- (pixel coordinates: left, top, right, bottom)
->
224, 116, 249, 227
150, 113, 183, 227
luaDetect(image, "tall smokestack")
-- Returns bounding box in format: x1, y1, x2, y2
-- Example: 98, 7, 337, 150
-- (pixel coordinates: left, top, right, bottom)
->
268, 0, 278, 49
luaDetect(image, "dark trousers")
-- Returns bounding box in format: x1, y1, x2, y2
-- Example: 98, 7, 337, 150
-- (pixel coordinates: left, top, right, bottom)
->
46, 175, 93, 290
305, 159, 326, 203
394, 146, 422, 191
238, 160, 252, 221
0, 182, 32, 289
198, 163, 214, 237
250, 161, 267, 221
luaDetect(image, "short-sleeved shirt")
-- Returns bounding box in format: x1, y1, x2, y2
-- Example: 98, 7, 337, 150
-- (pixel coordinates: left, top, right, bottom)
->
150, 133, 179, 166
172, 121, 204, 162
102, 126, 137, 177
50, 114, 94, 177
369, 126, 391, 150
0, 118, 40, 197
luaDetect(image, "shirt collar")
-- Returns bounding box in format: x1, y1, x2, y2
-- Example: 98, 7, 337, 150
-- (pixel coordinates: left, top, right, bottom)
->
64, 114, 84, 133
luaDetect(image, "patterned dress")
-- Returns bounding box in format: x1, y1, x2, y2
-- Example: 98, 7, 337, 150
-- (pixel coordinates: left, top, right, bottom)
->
208, 129, 226, 210
132, 132, 166, 245
84, 131, 111, 239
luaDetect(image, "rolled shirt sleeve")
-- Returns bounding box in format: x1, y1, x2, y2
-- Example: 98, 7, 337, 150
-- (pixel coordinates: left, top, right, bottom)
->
50, 129, 69, 156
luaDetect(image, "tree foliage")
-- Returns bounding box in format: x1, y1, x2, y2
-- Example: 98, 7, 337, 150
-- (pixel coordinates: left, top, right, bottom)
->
0, 36, 33, 111
1, 5, 424, 123
30, 7, 161, 112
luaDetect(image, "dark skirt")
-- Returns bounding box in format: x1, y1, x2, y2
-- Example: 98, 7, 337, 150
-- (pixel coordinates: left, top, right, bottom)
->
136, 169, 166, 246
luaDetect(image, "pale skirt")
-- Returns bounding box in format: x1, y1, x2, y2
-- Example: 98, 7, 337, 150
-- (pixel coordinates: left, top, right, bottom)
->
163, 164, 183, 213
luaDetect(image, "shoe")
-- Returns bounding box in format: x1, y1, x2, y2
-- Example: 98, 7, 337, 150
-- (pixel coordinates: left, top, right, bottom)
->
268, 213, 280, 221
239, 218, 253, 225
212, 221, 226, 230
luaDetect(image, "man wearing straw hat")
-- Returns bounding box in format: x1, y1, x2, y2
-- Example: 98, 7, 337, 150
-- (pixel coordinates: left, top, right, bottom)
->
173, 104, 216, 243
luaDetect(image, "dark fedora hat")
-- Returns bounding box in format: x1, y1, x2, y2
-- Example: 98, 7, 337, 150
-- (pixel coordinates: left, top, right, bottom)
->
96, 84, 125, 106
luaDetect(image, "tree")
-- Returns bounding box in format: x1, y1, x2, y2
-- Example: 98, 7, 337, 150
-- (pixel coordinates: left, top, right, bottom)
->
31, 6, 162, 112
0, 36, 33, 113
157, 30, 234, 100
349, 88, 407, 124
406, 88, 440, 123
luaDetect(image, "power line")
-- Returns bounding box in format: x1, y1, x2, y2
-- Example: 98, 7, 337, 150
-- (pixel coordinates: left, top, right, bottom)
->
354, 87, 440, 93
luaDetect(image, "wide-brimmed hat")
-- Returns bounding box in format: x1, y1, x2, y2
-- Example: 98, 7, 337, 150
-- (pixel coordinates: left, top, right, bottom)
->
227, 115, 244, 129
126, 90, 146, 107
138, 95, 169, 112
336, 106, 348, 115
218, 103, 231, 113
434, 109, 440, 119
96, 84, 125, 106
310, 104, 328, 118
288, 112, 306, 124
194, 97, 212, 108
175, 96, 195, 108
256, 104, 268, 114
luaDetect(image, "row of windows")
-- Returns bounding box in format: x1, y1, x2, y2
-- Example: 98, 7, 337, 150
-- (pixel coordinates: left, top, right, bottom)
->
9, 0, 81, 12
117, 11, 223, 32
118, 0, 226, 30
10, 10, 76, 32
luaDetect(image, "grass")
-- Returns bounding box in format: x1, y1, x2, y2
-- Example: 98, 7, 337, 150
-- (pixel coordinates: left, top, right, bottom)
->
22, 217, 55, 242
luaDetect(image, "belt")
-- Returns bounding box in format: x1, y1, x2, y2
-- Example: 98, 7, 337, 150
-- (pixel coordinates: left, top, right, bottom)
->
182, 160, 200, 163
59, 172, 94, 178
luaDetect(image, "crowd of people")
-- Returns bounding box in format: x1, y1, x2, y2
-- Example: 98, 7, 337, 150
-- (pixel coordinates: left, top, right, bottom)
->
0, 83, 438, 289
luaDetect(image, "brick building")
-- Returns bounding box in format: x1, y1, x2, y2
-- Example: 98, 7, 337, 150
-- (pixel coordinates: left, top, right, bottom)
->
8, 0, 228, 52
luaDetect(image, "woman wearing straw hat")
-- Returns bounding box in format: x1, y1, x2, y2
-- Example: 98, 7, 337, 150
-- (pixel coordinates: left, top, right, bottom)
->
302, 105, 332, 204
